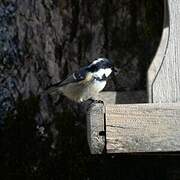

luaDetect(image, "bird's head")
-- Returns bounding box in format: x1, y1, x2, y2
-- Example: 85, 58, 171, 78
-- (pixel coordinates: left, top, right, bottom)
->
88, 58, 117, 80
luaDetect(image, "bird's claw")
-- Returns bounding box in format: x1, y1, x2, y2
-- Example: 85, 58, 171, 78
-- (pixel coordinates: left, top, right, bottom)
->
88, 98, 104, 104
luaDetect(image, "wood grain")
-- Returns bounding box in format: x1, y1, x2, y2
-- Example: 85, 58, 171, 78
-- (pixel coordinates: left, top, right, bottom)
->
106, 103, 180, 153
148, 0, 180, 103
87, 103, 105, 154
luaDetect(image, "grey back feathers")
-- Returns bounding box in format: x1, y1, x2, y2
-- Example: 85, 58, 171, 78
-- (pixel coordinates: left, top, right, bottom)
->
45, 67, 88, 94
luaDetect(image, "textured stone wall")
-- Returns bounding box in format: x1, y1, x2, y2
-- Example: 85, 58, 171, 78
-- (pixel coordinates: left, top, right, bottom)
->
0, 0, 163, 122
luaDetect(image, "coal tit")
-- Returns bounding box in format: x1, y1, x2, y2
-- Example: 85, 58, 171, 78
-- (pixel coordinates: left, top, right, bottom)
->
46, 58, 115, 102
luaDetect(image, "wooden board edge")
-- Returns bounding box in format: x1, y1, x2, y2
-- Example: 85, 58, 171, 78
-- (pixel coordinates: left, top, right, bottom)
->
86, 102, 105, 154
147, 0, 169, 102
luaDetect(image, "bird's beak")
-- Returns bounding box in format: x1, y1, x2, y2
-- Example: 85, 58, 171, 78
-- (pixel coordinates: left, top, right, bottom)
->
112, 67, 119, 76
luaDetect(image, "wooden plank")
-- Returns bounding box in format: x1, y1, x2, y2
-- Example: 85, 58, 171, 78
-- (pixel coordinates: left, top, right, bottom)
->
106, 103, 180, 153
86, 91, 146, 154
98, 91, 147, 104
86, 103, 105, 154
148, 0, 180, 103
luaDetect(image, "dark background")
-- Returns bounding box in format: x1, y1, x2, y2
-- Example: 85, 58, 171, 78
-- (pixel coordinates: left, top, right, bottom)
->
1, 0, 179, 179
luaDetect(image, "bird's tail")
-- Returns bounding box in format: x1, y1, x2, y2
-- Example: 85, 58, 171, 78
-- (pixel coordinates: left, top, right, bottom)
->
43, 85, 62, 96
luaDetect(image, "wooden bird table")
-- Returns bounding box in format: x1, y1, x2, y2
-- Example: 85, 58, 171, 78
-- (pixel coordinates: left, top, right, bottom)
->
87, 0, 180, 155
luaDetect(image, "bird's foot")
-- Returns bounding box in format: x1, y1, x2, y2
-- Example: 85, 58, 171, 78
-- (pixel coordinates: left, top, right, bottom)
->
84, 98, 104, 112
88, 98, 104, 104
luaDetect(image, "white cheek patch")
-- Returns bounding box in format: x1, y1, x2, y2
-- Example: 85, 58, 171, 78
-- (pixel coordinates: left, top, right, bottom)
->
93, 69, 105, 78
93, 68, 112, 79
104, 68, 112, 77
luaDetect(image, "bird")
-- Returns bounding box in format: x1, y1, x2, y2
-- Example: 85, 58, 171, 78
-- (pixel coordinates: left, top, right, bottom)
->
46, 58, 116, 103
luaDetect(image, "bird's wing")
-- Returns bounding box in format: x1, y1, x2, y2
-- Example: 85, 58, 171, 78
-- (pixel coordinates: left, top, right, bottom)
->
45, 67, 93, 94
53, 74, 78, 87
58, 68, 88, 86
44, 74, 76, 94
45, 74, 78, 94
